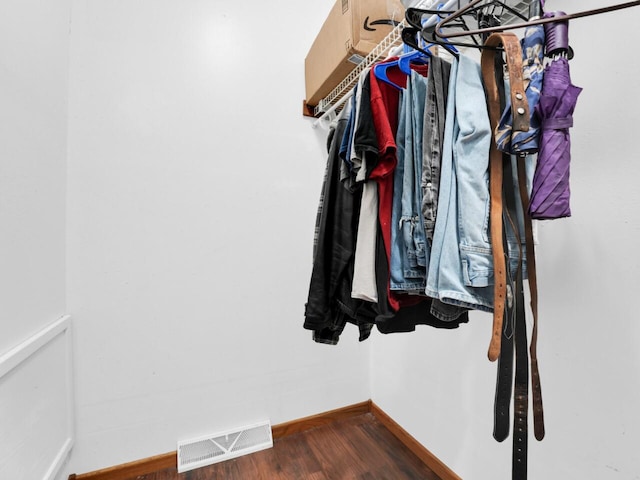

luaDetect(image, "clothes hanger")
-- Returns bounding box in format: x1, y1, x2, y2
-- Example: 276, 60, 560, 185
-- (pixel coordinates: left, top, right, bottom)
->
407, 4, 479, 53
409, 3, 511, 51
421, 23, 483, 50
409, 2, 525, 55
399, 21, 434, 70
435, 0, 640, 40
405, 6, 456, 30
373, 59, 405, 90
402, 25, 459, 59
373, 39, 432, 90
421, 0, 530, 49
404, 7, 462, 57
398, 48, 431, 75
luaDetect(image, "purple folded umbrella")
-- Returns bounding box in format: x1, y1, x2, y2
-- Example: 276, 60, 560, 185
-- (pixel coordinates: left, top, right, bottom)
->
528, 12, 583, 220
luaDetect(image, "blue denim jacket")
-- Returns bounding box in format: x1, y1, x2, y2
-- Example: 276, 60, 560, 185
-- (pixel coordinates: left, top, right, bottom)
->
426, 55, 495, 312
403, 71, 429, 273
426, 55, 529, 313
390, 72, 429, 293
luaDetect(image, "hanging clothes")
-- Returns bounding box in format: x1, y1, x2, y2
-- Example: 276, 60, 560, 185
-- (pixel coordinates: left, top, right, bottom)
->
304, 52, 535, 341
304, 52, 477, 344
304, 102, 375, 344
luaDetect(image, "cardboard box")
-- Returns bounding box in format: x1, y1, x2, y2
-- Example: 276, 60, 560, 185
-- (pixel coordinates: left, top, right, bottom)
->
304, 0, 405, 108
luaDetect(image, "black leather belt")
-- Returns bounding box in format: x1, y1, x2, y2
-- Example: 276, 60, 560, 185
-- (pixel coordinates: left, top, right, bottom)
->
504, 152, 529, 480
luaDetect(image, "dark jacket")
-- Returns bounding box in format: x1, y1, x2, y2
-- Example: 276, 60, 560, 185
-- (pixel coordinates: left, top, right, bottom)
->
304, 107, 377, 344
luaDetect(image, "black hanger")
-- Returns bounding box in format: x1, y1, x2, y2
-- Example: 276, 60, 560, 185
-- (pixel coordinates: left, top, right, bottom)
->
406, 6, 482, 52
405, 7, 456, 30
405, 4, 507, 52
401, 27, 438, 57
435, 0, 640, 40
429, 0, 528, 45
421, 24, 484, 50
402, 26, 463, 60
403, 8, 462, 57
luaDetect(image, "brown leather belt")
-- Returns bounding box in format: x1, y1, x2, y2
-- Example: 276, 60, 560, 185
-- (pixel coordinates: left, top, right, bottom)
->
517, 156, 545, 443
481, 32, 545, 480
481, 33, 528, 363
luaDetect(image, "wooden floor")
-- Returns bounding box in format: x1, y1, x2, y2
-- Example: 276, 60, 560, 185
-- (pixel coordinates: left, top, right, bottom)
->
126, 413, 442, 480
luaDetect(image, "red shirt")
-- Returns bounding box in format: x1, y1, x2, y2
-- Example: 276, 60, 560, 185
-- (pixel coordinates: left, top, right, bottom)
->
369, 61, 428, 311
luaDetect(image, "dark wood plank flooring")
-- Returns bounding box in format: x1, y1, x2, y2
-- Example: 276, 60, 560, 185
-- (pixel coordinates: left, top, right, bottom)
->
128, 413, 441, 480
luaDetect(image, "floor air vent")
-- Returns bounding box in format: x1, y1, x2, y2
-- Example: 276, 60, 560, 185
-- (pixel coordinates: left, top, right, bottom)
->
177, 420, 273, 473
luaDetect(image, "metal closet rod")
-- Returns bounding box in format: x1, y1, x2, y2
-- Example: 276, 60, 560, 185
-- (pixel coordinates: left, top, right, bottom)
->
435, 0, 640, 38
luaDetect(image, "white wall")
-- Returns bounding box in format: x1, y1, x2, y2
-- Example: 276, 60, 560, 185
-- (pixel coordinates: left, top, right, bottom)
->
66, 0, 369, 474
371, 1, 640, 479
0, 0, 71, 479
0, 0, 69, 356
